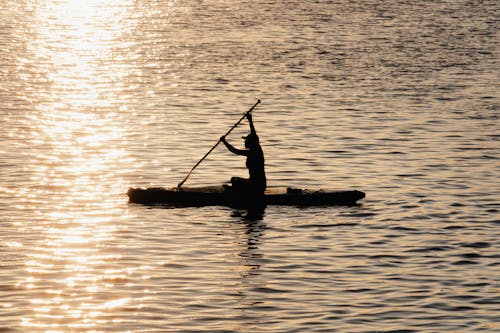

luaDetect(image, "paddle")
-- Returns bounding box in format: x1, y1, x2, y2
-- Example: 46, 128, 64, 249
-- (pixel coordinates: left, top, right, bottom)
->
177, 99, 261, 188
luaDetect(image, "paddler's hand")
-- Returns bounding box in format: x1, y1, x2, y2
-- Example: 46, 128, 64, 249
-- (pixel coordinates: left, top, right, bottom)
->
220, 135, 227, 143
246, 113, 253, 122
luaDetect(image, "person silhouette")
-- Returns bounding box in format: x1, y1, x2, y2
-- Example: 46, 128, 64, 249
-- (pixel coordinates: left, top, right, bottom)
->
220, 113, 266, 201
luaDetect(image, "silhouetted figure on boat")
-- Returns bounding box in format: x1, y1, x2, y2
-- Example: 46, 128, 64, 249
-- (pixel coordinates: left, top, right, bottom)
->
220, 113, 266, 201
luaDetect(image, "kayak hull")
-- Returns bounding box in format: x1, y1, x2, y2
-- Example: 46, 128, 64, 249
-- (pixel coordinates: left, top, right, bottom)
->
127, 186, 365, 207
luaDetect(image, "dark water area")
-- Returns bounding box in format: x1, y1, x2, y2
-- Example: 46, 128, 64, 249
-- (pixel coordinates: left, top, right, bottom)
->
0, 0, 499, 332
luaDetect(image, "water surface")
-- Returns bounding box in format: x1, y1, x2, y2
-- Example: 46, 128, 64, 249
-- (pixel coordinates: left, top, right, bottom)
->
1, 0, 499, 332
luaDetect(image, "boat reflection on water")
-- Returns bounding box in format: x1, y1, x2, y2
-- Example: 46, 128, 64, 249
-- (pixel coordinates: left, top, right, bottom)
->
232, 206, 266, 222
231, 209, 268, 325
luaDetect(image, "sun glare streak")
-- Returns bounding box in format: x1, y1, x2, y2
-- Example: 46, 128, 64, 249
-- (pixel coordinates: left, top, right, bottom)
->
19, 1, 137, 331
26, 0, 135, 111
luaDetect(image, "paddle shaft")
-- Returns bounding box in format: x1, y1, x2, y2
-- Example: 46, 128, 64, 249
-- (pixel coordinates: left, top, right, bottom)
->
177, 99, 261, 187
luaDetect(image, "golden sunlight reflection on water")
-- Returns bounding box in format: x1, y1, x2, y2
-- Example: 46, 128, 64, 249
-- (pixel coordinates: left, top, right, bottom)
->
26, 1, 133, 107
15, 1, 141, 330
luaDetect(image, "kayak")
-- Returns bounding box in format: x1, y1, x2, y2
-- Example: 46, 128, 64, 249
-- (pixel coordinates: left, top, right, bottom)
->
127, 186, 365, 207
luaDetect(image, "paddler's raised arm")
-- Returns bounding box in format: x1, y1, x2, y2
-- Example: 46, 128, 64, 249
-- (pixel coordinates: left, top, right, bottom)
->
247, 113, 257, 136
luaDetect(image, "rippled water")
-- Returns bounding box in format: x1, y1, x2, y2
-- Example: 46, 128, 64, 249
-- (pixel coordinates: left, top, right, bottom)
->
1, 0, 499, 332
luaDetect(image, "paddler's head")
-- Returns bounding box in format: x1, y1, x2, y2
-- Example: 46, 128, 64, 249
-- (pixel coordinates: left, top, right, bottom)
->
243, 133, 259, 149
